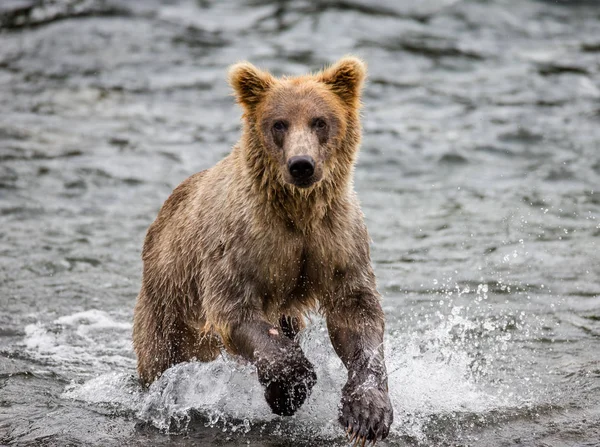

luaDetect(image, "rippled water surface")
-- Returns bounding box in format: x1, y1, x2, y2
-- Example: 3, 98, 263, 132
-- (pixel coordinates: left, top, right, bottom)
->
1, 0, 599, 446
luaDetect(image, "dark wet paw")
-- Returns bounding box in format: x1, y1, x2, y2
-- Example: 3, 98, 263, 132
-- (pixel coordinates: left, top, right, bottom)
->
339, 378, 393, 443
258, 356, 317, 416
264, 371, 316, 416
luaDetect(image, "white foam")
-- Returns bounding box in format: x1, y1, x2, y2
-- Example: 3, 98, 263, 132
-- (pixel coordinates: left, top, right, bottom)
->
64, 371, 142, 408
24, 309, 135, 373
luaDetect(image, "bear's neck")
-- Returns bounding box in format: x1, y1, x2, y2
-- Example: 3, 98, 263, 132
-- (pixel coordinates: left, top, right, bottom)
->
235, 130, 355, 233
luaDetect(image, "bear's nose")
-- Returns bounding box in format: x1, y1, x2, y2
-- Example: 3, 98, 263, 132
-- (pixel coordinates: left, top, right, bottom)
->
288, 156, 315, 181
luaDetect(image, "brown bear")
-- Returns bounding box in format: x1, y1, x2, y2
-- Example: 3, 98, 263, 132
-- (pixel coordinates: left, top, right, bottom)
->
132, 57, 393, 443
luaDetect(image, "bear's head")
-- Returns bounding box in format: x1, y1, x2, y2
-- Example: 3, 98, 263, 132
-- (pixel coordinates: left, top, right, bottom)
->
229, 57, 365, 191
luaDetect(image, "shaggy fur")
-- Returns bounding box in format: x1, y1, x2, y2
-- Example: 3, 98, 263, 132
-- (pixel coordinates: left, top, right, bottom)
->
133, 57, 393, 442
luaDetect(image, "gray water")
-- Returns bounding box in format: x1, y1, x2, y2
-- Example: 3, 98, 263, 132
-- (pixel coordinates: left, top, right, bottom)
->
1, 0, 599, 445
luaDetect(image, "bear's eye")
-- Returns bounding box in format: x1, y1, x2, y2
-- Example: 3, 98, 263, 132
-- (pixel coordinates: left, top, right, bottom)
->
272, 120, 287, 132
312, 118, 327, 130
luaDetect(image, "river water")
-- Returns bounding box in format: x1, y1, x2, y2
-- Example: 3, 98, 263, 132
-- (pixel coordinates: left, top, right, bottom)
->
1, 0, 599, 446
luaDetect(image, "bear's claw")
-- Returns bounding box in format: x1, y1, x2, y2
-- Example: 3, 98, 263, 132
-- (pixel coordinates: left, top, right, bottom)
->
347, 425, 374, 447
339, 378, 393, 444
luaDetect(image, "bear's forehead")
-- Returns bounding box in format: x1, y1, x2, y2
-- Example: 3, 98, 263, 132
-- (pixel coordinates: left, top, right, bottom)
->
260, 81, 342, 118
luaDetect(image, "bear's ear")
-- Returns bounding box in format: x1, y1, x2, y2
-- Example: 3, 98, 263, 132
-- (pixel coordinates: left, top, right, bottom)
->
318, 56, 366, 107
228, 62, 275, 111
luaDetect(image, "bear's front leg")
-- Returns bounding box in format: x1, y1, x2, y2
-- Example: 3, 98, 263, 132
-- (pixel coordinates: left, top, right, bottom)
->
325, 292, 393, 443
228, 319, 317, 416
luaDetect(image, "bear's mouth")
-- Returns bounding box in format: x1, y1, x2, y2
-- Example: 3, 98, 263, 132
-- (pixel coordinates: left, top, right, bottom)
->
288, 176, 319, 189
293, 179, 315, 188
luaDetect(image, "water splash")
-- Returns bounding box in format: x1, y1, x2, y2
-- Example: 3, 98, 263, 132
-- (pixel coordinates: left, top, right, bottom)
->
21, 297, 541, 443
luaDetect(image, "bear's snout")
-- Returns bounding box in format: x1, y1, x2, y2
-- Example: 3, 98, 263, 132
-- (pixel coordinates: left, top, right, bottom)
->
287, 155, 315, 184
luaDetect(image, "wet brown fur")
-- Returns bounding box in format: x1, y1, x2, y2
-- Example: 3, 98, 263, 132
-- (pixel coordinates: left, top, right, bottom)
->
133, 57, 392, 439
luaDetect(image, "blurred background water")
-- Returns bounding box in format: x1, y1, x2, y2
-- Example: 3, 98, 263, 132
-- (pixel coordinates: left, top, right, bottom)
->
0, 0, 599, 445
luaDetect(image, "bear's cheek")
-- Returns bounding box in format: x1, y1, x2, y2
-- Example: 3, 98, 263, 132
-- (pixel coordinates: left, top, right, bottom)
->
256, 125, 286, 162
319, 121, 343, 162
267, 136, 287, 164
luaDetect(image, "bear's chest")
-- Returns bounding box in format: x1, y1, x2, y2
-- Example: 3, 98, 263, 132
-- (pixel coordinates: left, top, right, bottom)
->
257, 224, 350, 305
